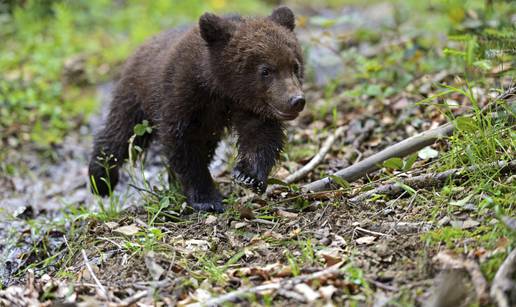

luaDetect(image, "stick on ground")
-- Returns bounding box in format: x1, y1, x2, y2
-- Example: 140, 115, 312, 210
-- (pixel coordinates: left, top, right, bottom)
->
266, 126, 345, 195
349, 160, 516, 203
433, 251, 490, 305
81, 249, 112, 302
490, 248, 516, 307
284, 126, 346, 184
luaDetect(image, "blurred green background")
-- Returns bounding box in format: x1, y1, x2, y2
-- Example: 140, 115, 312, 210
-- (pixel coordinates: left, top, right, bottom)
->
0, 0, 513, 148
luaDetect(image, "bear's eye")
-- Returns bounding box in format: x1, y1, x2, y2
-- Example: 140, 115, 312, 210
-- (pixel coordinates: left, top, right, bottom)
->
261, 67, 270, 77
293, 62, 300, 75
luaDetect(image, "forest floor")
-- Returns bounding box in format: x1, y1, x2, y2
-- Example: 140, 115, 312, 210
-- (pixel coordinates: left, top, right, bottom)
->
1, 1, 515, 306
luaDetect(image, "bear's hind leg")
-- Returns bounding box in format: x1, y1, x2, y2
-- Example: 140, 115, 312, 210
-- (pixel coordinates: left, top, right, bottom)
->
89, 92, 151, 196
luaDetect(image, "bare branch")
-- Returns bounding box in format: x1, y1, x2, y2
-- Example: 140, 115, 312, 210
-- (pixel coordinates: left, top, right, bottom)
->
81, 249, 112, 302
433, 251, 490, 305
284, 126, 346, 184
266, 126, 345, 195
490, 248, 516, 307
349, 160, 516, 203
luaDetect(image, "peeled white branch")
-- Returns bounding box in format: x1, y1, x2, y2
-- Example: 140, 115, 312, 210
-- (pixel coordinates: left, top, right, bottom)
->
303, 122, 454, 192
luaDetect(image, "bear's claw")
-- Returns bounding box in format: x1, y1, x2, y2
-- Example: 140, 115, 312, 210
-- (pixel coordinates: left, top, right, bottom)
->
232, 168, 266, 194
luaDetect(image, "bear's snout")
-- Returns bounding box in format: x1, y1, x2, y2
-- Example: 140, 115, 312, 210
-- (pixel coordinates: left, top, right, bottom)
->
289, 95, 305, 112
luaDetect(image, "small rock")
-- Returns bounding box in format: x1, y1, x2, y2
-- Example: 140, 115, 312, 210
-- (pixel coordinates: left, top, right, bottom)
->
438, 216, 451, 227
205, 215, 217, 225
462, 219, 480, 229
463, 203, 476, 211
319, 285, 337, 300
114, 224, 140, 236
234, 222, 248, 229
294, 283, 320, 302
356, 236, 376, 245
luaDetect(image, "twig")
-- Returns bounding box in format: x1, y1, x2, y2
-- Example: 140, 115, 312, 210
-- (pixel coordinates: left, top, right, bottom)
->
251, 218, 277, 226
188, 262, 343, 307
128, 183, 160, 198
355, 226, 389, 237
433, 251, 490, 305
366, 278, 399, 292
490, 248, 516, 307
370, 221, 433, 235
286, 126, 346, 184
266, 126, 345, 195
118, 290, 149, 306
349, 160, 516, 203
81, 249, 111, 302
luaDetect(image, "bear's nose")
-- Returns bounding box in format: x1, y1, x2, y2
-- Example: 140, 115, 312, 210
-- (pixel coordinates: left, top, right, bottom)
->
289, 95, 305, 112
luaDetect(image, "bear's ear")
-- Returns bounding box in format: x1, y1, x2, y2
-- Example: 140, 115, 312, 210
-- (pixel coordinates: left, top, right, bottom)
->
269, 7, 295, 31
199, 13, 234, 45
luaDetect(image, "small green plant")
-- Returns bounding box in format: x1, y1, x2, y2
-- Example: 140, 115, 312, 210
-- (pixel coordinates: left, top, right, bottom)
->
90, 155, 122, 221
197, 251, 245, 285
285, 251, 301, 276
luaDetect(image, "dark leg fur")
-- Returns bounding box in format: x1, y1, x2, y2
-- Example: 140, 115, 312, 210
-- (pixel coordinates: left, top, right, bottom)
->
162, 122, 224, 213
89, 90, 151, 196
232, 111, 285, 193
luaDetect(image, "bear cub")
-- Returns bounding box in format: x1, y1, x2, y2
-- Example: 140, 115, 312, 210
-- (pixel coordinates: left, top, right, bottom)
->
89, 7, 305, 212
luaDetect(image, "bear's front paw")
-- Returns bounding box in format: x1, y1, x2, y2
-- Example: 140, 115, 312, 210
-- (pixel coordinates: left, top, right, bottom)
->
190, 201, 225, 213
232, 167, 266, 194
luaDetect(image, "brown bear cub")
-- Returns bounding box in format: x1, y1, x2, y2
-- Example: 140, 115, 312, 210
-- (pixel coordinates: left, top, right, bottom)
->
89, 7, 305, 212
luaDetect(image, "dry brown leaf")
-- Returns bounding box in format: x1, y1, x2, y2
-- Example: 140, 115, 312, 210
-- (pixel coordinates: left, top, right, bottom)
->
317, 248, 344, 266
277, 209, 299, 219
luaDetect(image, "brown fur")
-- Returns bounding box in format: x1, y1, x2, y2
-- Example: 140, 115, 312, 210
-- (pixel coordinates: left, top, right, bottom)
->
89, 7, 305, 212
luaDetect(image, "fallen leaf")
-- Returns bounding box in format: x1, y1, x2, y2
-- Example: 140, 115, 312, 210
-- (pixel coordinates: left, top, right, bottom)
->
114, 224, 140, 236
418, 146, 439, 160
316, 247, 343, 266
105, 222, 119, 229
276, 209, 298, 218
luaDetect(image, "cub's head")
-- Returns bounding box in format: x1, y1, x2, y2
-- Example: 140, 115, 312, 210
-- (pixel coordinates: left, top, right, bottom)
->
199, 7, 305, 121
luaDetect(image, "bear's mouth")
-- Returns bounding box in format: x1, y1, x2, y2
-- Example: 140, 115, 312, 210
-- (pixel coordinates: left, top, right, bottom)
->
268, 105, 299, 121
